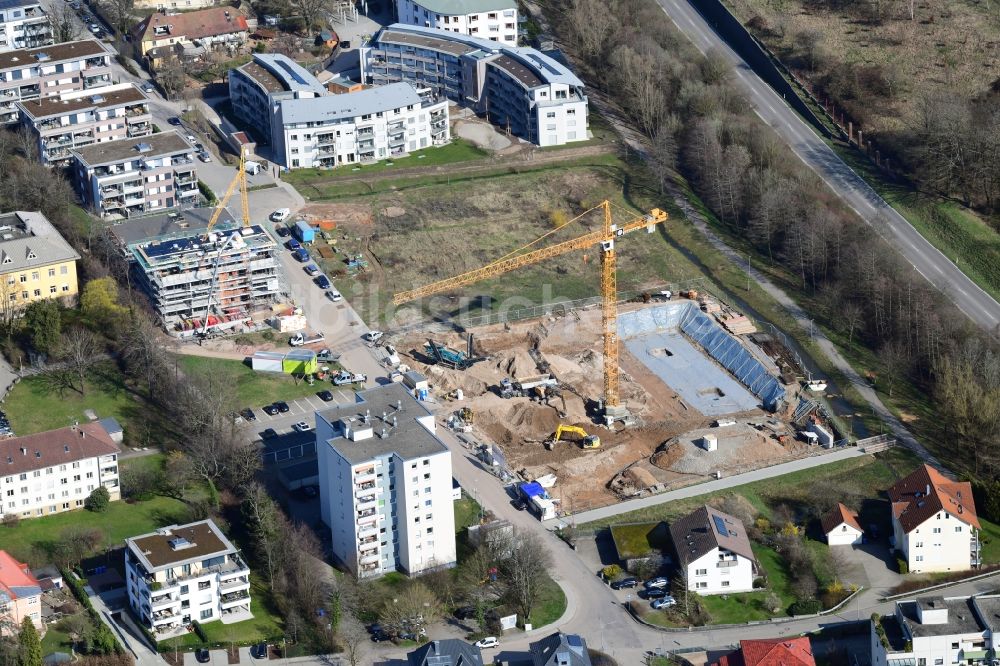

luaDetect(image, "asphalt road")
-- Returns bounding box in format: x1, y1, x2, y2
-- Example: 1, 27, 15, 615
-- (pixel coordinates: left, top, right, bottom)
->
658, 0, 1000, 334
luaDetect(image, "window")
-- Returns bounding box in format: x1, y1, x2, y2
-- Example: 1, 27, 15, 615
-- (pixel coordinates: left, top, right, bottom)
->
423, 473, 430, 480
932, 527, 942, 534
423, 460, 429, 466
915, 542, 923, 548
424, 499, 432, 507
426, 527, 433, 534
695, 582, 707, 589
19, 274, 25, 283
424, 486, 431, 494
720, 581, 730, 587
30, 272, 38, 280
933, 660, 943, 666
60, 266, 67, 274
951, 643, 959, 650
200, 609, 212, 620
48, 269, 55, 277
955, 526, 963, 532
915, 555, 924, 562
61, 285, 69, 292
32, 289, 40, 297
695, 568, 707, 576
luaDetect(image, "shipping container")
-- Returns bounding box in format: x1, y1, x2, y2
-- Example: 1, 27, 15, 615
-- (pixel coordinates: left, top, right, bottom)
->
294, 219, 316, 243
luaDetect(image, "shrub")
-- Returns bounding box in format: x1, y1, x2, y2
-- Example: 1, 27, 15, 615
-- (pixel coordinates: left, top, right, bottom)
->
763, 592, 782, 613
84, 486, 111, 512
896, 557, 909, 574
3, 513, 19, 527
192, 620, 208, 643
197, 180, 217, 205
601, 564, 622, 580
789, 599, 822, 616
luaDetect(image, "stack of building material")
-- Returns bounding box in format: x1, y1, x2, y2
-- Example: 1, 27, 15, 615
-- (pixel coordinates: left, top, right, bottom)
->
699, 297, 722, 314
719, 312, 756, 335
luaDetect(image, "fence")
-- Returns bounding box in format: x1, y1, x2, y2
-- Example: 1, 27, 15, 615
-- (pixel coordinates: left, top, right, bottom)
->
856, 434, 895, 453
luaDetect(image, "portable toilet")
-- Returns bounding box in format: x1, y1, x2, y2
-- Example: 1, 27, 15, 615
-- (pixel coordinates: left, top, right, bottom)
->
701, 434, 718, 452
294, 219, 316, 243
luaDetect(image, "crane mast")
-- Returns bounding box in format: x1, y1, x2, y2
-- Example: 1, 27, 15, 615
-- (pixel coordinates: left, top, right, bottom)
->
393, 200, 667, 424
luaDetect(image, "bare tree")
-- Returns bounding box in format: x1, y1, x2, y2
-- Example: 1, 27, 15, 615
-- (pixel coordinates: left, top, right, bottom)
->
841, 301, 864, 344
378, 581, 442, 637
338, 617, 367, 666
157, 55, 187, 100
51, 4, 80, 42
497, 530, 552, 623
99, 0, 135, 35
242, 482, 285, 584
288, 0, 331, 33
59, 327, 100, 395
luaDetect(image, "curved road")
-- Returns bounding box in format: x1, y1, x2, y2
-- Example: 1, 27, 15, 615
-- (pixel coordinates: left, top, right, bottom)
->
659, 0, 1000, 334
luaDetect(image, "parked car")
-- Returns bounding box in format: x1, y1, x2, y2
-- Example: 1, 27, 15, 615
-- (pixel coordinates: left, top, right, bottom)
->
260, 428, 277, 440
475, 637, 499, 649
262, 404, 279, 416
610, 577, 639, 590
510, 498, 527, 511
366, 624, 383, 635
300, 485, 318, 498
645, 577, 669, 589
168, 116, 181, 126
315, 275, 331, 289
304, 263, 320, 276
250, 642, 268, 659
198, 150, 212, 162
287, 238, 301, 251
316, 390, 334, 402
185, 133, 197, 144
195, 649, 210, 663
642, 588, 668, 599
370, 631, 391, 643
194, 143, 204, 152
363, 330, 384, 343
275, 401, 290, 413
326, 289, 343, 302
292, 421, 311, 432
651, 596, 677, 609
271, 208, 291, 222
316, 348, 338, 361
240, 408, 257, 422
141, 82, 155, 93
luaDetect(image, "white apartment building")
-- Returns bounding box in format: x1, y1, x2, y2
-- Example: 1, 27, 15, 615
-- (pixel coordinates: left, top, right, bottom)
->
668, 505, 757, 595
0, 423, 120, 520
363, 24, 588, 147
888, 464, 981, 574
316, 383, 457, 579
395, 0, 517, 46
71, 131, 198, 218
871, 595, 1000, 666
0, 39, 112, 126
0, 0, 52, 54
18, 83, 152, 166
230, 54, 449, 168
125, 520, 252, 637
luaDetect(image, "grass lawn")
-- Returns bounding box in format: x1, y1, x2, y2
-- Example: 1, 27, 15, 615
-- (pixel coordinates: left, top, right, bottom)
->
175, 355, 332, 408
609, 523, 669, 559
454, 495, 482, 533
0, 494, 190, 566
698, 544, 795, 624
980, 517, 1000, 565
580, 447, 922, 530
40, 614, 88, 656
167, 576, 284, 649
528, 574, 567, 628
3, 362, 151, 436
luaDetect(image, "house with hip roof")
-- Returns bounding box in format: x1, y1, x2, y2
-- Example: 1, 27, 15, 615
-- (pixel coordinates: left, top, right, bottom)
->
711, 636, 816, 666
0, 550, 43, 635
821, 502, 863, 546
668, 505, 758, 595
887, 464, 980, 573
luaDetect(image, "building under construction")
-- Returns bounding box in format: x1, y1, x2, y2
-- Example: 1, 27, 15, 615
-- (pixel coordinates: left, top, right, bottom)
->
108, 208, 283, 335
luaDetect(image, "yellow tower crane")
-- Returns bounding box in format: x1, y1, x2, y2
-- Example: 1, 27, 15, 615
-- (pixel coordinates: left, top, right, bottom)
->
393, 200, 667, 424
207, 145, 251, 231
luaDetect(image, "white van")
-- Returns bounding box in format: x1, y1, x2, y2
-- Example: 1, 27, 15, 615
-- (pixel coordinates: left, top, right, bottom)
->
245, 161, 262, 175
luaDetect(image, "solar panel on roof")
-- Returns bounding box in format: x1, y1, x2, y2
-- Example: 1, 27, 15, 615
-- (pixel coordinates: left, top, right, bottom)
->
712, 514, 727, 536
566, 635, 583, 648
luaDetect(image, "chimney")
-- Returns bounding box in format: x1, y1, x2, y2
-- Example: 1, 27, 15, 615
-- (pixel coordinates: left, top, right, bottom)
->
926, 483, 931, 496
396, 399, 401, 411
380, 427, 387, 439
392, 416, 397, 428
20, 447, 26, 455
382, 410, 387, 422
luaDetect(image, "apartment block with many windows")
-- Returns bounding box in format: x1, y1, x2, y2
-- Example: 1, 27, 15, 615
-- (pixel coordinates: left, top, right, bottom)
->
71, 131, 198, 218
394, 0, 518, 46
0, 0, 52, 53
0, 39, 112, 125
0, 423, 120, 520
317, 383, 457, 579
125, 520, 252, 638
0, 210, 79, 309
19, 83, 153, 166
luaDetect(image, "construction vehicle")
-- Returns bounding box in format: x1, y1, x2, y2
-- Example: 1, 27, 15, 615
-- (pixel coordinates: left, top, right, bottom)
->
499, 374, 558, 398
547, 424, 601, 450
425, 334, 485, 370
393, 200, 667, 425
459, 407, 474, 424
289, 331, 325, 346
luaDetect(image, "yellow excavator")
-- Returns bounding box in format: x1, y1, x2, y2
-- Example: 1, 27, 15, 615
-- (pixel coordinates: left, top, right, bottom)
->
548, 424, 601, 449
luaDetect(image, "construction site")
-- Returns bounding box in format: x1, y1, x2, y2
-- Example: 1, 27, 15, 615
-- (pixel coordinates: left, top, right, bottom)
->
368, 197, 843, 516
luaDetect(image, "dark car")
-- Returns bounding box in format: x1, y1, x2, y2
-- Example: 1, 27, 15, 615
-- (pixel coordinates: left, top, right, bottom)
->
260, 428, 278, 439
250, 643, 267, 660
241, 408, 257, 422
642, 588, 668, 599
301, 485, 318, 498
262, 404, 279, 416
316, 390, 334, 402
274, 401, 290, 413
275, 225, 290, 237
168, 116, 182, 126
287, 238, 301, 251
510, 498, 527, 511
315, 275, 331, 289
195, 649, 211, 663
367, 623, 383, 635
610, 577, 639, 590
370, 631, 391, 643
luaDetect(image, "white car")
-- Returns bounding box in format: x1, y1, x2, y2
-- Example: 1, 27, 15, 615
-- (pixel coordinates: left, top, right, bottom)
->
271, 208, 291, 222
475, 637, 499, 649
185, 133, 197, 144
363, 330, 383, 343
292, 421, 312, 432
326, 288, 343, 302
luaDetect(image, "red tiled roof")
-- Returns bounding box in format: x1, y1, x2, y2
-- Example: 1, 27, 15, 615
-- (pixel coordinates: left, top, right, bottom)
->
134, 7, 249, 44
0, 422, 119, 476
887, 464, 979, 533
820, 503, 862, 535
740, 638, 815, 666
0, 550, 40, 600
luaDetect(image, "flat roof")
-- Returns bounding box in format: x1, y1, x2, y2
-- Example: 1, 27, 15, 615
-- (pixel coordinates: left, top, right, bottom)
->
488, 53, 542, 88
0, 0, 42, 10
973, 596, 1000, 631
278, 82, 422, 125
898, 597, 988, 638
319, 383, 448, 465
237, 61, 285, 93
133, 224, 273, 266
126, 520, 235, 570
377, 28, 479, 57
0, 39, 107, 72
108, 207, 235, 246
72, 130, 192, 167
406, 0, 514, 15
253, 53, 326, 95
18, 84, 147, 120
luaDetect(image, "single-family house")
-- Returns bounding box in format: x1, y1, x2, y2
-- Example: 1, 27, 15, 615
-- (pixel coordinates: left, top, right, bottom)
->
668, 505, 758, 595
131, 7, 248, 59
0, 550, 43, 635
821, 503, 863, 546
887, 464, 980, 573
529, 632, 591, 666
711, 636, 816, 666
407, 639, 484, 666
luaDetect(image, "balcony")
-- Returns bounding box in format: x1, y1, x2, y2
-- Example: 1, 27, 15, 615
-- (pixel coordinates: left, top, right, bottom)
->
122, 180, 143, 193
220, 591, 250, 608
172, 156, 193, 166
85, 57, 107, 68
359, 552, 380, 565
219, 576, 250, 593
128, 123, 151, 137
717, 560, 738, 568
358, 525, 378, 540
45, 135, 72, 148
150, 594, 178, 610
84, 76, 111, 89
125, 105, 149, 118
357, 127, 374, 137
178, 187, 198, 198
174, 172, 196, 185
354, 471, 377, 485
317, 133, 335, 144
151, 608, 180, 625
